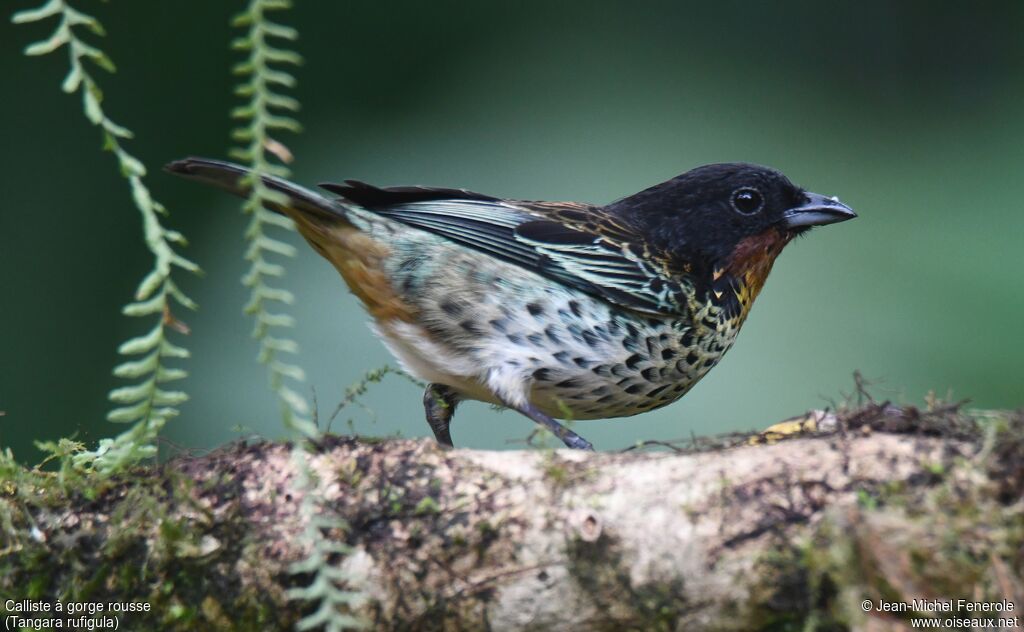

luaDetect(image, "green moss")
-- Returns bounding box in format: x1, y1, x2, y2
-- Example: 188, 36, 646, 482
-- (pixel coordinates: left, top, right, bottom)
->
540, 450, 598, 492
414, 496, 441, 515
0, 448, 298, 631
565, 531, 690, 631
736, 407, 1024, 631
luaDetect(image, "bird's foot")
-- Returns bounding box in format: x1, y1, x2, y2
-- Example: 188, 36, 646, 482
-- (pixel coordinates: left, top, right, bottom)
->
423, 384, 459, 447
509, 400, 595, 451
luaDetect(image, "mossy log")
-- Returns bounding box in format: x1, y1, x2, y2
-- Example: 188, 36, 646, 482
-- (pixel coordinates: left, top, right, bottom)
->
2, 403, 1022, 631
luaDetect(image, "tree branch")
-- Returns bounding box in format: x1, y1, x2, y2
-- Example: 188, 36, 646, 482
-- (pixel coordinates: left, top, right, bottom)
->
2, 405, 1022, 631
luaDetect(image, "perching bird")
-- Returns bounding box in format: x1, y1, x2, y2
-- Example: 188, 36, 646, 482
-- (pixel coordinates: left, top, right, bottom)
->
167, 159, 855, 450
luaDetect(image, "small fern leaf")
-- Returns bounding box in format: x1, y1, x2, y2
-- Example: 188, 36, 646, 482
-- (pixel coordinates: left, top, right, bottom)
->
11, 0, 63, 24
62, 63, 83, 93
107, 401, 150, 423
122, 293, 166, 316
24, 25, 70, 55
270, 360, 305, 382
112, 351, 160, 378
160, 339, 191, 359
153, 389, 188, 406
108, 379, 157, 404
156, 367, 188, 383
117, 323, 164, 355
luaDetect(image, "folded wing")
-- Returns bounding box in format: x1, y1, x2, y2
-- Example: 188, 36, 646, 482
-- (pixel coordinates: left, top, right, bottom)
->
320, 180, 689, 315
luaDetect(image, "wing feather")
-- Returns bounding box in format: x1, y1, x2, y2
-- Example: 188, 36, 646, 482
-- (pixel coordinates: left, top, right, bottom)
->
340, 196, 687, 315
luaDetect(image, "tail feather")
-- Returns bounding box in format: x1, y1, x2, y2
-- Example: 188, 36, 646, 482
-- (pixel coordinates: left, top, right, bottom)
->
164, 157, 345, 221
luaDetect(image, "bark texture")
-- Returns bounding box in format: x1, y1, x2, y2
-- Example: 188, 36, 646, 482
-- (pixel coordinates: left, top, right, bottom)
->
2, 404, 1023, 631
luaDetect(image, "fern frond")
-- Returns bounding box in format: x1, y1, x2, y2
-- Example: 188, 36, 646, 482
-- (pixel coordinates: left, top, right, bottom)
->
12, 0, 199, 473
231, 0, 313, 437
286, 449, 367, 631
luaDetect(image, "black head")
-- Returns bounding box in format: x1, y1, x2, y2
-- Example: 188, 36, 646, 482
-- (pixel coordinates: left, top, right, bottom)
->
605, 162, 855, 268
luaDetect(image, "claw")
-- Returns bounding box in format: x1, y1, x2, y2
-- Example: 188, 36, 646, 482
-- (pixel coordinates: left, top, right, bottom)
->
562, 433, 594, 451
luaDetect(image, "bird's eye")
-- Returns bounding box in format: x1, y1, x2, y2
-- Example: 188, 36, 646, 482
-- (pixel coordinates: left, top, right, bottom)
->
731, 188, 764, 215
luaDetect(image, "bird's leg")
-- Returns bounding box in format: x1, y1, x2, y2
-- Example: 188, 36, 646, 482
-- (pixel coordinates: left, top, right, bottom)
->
423, 383, 459, 447
505, 400, 594, 451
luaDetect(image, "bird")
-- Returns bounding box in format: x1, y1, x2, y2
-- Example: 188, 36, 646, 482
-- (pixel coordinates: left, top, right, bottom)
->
167, 158, 855, 450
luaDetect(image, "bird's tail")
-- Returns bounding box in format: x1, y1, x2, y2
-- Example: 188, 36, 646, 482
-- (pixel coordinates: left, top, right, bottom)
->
166, 157, 415, 321
165, 157, 345, 222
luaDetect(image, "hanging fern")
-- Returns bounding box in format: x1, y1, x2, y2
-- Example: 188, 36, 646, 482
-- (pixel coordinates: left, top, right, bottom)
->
12, 0, 199, 473
230, 0, 315, 437
230, 5, 366, 626
286, 449, 367, 631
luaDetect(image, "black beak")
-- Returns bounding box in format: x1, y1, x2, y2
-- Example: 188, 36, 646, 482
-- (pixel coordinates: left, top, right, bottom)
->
781, 192, 856, 230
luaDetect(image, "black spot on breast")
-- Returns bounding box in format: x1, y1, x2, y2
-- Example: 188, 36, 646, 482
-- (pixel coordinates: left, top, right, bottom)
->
611, 364, 630, 377
533, 368, 552, 382
526, 302, 545, 317
681, 331, 695, 347
553, 351, 572, 365
624, 383, 644, 394
686, 351, 700, 366
625, 354, 643, 369
596, 394, 616, 404
607, 320, 622, 336
460, 320, 484, 335
489, 318, 508, 333
568, 300, 584, 318
527, 333, 544, 345
544, 326, 561, 344
506, 333, 524, 345
439, 299, 462, 317
625, 323, 640, 338
592, 364, 612, 377
573, 357, 594, 368
581, 330, 600, 349
556, 377, 581, 389
590, 385, 609, 396
641, 367, 660, 382
661, 348, 676, 360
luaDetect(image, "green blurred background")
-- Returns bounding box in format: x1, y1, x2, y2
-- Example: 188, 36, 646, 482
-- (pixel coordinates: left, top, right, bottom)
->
2, 1, 1022, 460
